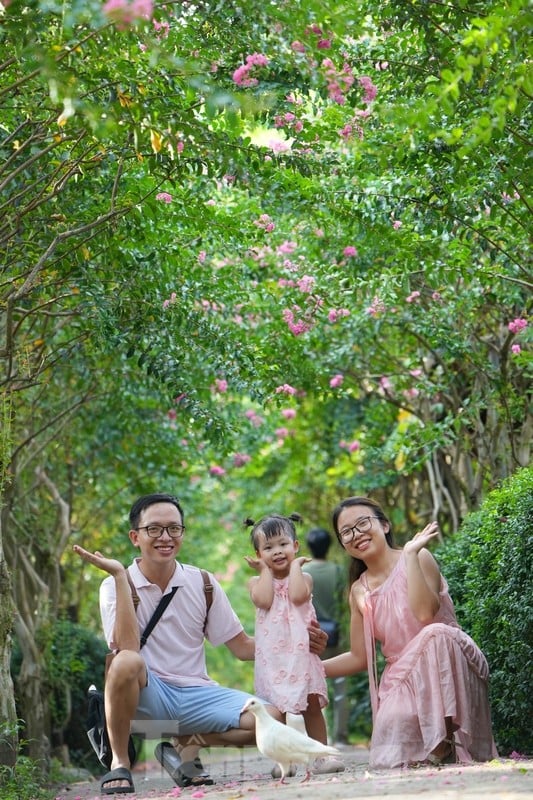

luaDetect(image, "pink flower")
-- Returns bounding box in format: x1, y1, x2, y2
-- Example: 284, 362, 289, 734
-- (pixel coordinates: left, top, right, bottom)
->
275, 383, 297, 395
291, 41, 306, 52
348, 440, 360, 452
214, 379, 228, 392
281, 408, 296, 419
233, 453, 251, 467
297, 275, 315, 293
328, 308, 350, 323
209, 465, 226, 477
246, 53, 269, 66
288, 320, 311, 336
198, 250, 207, 263
317, 39, 332, 49
232, 53, 269, 87
277, 240, 297, 254
275, 427, 289, 438
103, 0, 153, 27
329, 374, 344, 388
359, 75, 377, 103
232, 64, 257, 87
409, 369, 423, 377
366, 296, 385, 316
156, 192, 172, 203
508, 317, 528, 334
392, 219, 402, 229
406, 291, 421, 303
379, 376, 392, 391
343, 245, 358, 257
511, 344, 521, 354
254, 213, 275, 231
167, 409, 177, 420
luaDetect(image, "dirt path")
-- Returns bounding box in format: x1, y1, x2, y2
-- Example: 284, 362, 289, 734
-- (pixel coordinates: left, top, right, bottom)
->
54, 746, 532, 800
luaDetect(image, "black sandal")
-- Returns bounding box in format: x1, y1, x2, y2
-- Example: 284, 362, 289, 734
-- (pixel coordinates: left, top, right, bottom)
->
100, 766, 135, 794
154, 741, 215, 787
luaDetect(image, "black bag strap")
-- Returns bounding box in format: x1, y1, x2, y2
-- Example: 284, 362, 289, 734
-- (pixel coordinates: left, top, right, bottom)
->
139, 586, 178, 648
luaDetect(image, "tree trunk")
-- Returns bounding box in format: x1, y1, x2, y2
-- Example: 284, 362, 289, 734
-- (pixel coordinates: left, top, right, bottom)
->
0, 543, 17, 768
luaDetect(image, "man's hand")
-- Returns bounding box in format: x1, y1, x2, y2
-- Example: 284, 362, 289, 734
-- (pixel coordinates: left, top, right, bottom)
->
73, 544, 126, 577
308, 618, 328, 655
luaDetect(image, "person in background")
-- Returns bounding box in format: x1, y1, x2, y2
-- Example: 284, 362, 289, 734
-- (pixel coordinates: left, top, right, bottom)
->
324, 495, 498, 768
245, 512, 345, 776
302, 527, 350, 747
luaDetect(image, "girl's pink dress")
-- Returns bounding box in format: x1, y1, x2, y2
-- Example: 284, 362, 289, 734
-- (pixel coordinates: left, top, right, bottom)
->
361, 552, 498, 768
254, 576, 328, 713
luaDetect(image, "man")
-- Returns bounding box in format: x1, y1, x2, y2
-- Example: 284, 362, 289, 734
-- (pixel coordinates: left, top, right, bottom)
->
74, 493, 327, 794
302, 527, 350, 747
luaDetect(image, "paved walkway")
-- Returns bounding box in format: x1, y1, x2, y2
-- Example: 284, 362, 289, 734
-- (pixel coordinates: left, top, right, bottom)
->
55, 746, 532, 799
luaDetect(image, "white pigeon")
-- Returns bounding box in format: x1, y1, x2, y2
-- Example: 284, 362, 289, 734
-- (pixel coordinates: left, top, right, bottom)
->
242, 697, 342, 782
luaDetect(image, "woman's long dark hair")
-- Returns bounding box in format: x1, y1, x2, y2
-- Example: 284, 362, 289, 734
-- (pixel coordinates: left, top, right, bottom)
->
332, 496, 394, 585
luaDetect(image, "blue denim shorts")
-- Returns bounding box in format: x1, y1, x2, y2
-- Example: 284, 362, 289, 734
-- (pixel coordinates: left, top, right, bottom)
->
131, 668, 255, 736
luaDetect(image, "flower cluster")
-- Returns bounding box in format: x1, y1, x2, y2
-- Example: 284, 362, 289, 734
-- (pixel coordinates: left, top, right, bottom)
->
339, 439, 360, 453
253, 214, 275, 232
103, 0, 153, 28
282, 307, 312, 336
366, 296, 386, 316
321, 58, 355, 104
275, 383, 298, 395
232, 53, 269, 88
359, 76, 378, 104
328, 308, 350, 323
508, 317, 528, 354
274, 112, 304, 134
245, 409, 264, 426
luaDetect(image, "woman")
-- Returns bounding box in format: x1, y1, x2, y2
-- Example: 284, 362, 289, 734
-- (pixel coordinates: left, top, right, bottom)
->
324, 496, 497, 768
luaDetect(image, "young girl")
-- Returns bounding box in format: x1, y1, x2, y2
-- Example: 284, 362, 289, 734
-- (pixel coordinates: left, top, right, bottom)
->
245, 513, 344, 776
324, 496, 498, 769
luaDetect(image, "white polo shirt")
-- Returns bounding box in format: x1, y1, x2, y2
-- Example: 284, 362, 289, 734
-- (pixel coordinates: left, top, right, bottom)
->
100, 558, 244, 687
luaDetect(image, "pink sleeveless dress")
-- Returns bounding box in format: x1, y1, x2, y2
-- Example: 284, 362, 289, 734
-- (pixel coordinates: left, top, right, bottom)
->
361, 552, 498, 767
254, 576, 328, 713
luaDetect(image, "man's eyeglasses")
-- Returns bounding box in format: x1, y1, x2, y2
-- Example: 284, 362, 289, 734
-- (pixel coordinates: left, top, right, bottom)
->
136, 524, 185, 539
339, 516, 380, 544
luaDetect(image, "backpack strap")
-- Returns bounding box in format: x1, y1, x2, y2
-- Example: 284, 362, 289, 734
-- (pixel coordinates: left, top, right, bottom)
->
200, 569, 214, 635
126, 571, 140, 611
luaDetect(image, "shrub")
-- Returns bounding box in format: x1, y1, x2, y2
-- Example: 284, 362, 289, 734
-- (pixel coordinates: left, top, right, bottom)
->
436, 466, 533, 755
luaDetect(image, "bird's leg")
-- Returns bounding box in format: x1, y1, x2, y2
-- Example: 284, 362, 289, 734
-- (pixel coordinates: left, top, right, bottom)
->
301, 769, 312, 783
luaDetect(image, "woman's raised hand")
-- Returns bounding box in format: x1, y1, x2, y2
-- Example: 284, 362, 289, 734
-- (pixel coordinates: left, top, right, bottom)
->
403, 520, 440, 555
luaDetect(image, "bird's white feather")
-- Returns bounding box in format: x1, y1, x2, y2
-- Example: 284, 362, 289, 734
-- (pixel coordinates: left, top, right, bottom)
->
242, 697, 341, 779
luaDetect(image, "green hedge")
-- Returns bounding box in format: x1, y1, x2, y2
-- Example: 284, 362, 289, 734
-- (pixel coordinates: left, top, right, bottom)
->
436, 466, 533, 755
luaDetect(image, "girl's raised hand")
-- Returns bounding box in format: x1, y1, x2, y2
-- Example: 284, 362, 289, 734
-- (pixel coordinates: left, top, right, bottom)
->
403, 521, 440, 555
244, 554, 268, 572
292, 556, 312, 569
